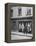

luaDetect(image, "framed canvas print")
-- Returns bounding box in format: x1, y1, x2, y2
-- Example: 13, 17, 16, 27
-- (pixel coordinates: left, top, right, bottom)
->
5, 3, 35, 43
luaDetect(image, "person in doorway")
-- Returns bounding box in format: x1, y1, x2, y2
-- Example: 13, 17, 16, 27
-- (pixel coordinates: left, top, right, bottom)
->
19, 23, 22, 32
27, 23, 30, 33
22, 23, 24, 32
24, 23, 28, 34
27, 22, 32, 34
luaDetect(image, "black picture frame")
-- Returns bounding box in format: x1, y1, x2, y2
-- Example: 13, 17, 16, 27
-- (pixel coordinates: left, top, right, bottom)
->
5, 3, 35, 43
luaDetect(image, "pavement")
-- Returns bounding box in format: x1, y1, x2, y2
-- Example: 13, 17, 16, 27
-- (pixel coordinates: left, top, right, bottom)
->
11, 31, 33, 40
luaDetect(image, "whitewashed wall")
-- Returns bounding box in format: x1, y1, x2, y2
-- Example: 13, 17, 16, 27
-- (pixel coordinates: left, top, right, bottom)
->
11, 7, 19, 17
11, 7, 33, 17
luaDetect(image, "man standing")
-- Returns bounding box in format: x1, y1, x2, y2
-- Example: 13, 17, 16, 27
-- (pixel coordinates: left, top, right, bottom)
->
19, 23, 22, 32
22, 23, 24, 32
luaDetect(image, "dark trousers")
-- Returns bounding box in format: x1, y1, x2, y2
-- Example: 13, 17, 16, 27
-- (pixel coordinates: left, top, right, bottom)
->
19, 29, 22, 32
